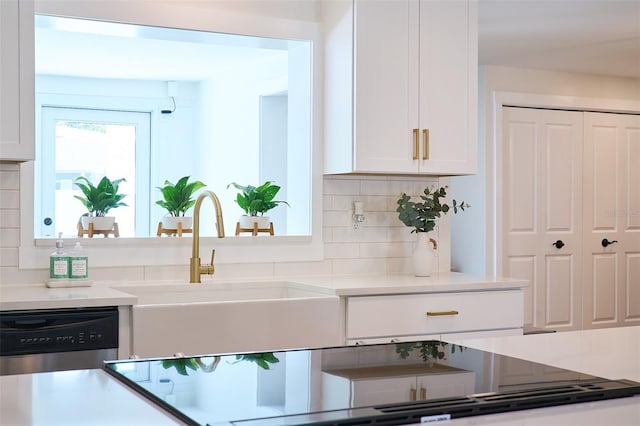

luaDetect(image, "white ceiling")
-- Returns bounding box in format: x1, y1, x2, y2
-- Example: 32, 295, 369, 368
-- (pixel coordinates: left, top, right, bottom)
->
479, 0, 640, 79
35, 1, 640, 80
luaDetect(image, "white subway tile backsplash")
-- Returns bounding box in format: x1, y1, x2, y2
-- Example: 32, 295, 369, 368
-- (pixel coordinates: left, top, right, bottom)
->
324, 243, 359, 259
323, 210, 351, 227
388, 227, 416, 242
0, 190, 19, 209
0, 229, 19, 248
0, 170, 20, 190
360, 179, 406, 196
323, 177, 361, 195
92, 266, 145, 283
322, 195, 333, 210
359, 242, 406, 259
213, 262, 275, 282
274, 260, 332, 278
331, 226, 388, 244
0, 248, 18, 267
332, 258, 386, 276
330, 195, 358, 211
363, 211, 398, 228
0, 209, 20, 229
322, 227, 333, 244
386, 257, 412, 274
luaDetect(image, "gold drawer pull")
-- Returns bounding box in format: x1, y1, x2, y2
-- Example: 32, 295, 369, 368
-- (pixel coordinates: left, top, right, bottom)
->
410, 388, 417, 401
426, 310, 459, 316
420, 387, 427, 400
422, 128, 429, 160
413, 129, 419, 160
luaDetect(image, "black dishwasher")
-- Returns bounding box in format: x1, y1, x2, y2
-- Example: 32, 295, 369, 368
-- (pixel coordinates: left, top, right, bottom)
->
0, 306, 119, 375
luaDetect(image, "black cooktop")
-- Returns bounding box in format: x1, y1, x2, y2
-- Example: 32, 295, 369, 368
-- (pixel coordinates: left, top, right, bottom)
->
103, 340, 640, 425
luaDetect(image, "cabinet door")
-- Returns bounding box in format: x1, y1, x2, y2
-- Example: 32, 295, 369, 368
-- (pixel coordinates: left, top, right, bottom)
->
351, 376, 416, 406
418, 0, 477, 174
324, 0, 476, 175
417, 371, 475, 400
0, 0, 34, 161
352, 0, 419, 173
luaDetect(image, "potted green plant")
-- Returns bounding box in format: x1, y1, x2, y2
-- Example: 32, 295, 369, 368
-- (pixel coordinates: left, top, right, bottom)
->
227, 181, 289, 230
74, 176, 127, 231
155, 176, 206, 230
396, 186, 469, 276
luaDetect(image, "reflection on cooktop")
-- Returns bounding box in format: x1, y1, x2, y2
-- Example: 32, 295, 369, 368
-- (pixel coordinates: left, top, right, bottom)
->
104, 340, 640, 426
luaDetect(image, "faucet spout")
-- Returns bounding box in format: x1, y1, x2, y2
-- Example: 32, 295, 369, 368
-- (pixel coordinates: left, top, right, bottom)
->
190, 190, 225, 283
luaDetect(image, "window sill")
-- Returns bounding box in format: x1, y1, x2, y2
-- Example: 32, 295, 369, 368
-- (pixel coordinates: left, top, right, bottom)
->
21, 235, 322, 269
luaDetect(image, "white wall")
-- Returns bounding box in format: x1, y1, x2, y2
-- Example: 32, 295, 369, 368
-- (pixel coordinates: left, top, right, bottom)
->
451, 65, 640, 275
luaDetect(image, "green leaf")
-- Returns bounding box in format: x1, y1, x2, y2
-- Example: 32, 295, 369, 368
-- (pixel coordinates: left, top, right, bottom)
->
155, 176, 206, 216
227, 181, 289, 216
74, 175, 127, 216
396, 186, 469, 233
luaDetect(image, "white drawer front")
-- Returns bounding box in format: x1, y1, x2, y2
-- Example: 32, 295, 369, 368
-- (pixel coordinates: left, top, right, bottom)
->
346, 290, 523, 339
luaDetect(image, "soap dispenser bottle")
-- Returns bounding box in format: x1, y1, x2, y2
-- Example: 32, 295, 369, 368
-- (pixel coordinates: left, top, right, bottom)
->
69, 240, 89, 282
49, 232, 69, 281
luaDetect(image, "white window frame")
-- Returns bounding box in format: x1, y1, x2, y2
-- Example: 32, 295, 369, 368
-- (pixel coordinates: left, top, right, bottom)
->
39, 106, 151, 238
19, 1, 323, 270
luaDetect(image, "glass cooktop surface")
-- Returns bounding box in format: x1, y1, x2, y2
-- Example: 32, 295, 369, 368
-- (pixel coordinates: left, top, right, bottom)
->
104, 340, 640, 425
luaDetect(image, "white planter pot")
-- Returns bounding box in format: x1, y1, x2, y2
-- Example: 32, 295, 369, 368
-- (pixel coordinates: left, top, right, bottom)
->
81, 216, 115, 231
412, 232, 437, 277
239, 215, 270, 229
162, 216, 193, 230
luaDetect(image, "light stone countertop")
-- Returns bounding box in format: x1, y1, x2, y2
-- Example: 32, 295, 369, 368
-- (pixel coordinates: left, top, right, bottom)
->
0, 283, 137, 310
446, 325, 640, 383
291, 272, 527, 296
0, 369, 182, 426
0, 272, 527, 311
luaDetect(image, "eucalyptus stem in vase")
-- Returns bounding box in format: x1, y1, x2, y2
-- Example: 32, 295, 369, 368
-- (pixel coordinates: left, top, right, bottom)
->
396, 186, 469, 276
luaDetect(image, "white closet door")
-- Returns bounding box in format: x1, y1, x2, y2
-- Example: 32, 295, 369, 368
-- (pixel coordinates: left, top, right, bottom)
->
502, 107, 583, 331
582, 112, 640, 329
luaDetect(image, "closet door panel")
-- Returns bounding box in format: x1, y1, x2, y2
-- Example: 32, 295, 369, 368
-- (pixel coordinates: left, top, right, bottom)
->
502, 107, 583, 331
583, 112, 640, 328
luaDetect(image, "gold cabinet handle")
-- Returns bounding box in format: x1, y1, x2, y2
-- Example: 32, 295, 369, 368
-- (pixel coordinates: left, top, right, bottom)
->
422, 128, 429, 160
410, 388, 417, 401
413, 129, 419, 160
426, 310, 459, 316
420, 387, 427, 400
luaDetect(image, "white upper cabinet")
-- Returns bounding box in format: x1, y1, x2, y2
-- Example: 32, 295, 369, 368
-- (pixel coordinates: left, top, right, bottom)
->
323, 0, 477, 175
0, 0, 34, 161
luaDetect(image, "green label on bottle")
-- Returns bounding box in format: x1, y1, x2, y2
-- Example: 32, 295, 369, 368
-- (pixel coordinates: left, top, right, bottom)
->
69, 256, 88, 279
50, 256, 69, 279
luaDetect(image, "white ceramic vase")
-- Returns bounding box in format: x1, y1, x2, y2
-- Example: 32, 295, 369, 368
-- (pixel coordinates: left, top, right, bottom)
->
162, 216, 193, 230
412, 232, 437, 277
239, 215, 270, 229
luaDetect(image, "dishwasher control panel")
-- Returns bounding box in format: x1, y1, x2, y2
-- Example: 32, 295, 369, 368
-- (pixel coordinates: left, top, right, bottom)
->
0, 306, 119, 356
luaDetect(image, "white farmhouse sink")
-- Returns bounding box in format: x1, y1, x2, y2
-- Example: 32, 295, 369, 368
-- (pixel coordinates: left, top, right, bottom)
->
118, 281, 332, 305
118, 281, 340, 358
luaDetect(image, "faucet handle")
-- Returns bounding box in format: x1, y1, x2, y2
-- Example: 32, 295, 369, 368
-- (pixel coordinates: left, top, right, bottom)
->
204, 249, 215, 276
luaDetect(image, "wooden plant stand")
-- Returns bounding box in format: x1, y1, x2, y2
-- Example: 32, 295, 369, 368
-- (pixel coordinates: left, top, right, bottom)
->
235, 222, 274, 236
157, 221, 193, 237
78, 222, 119, 238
